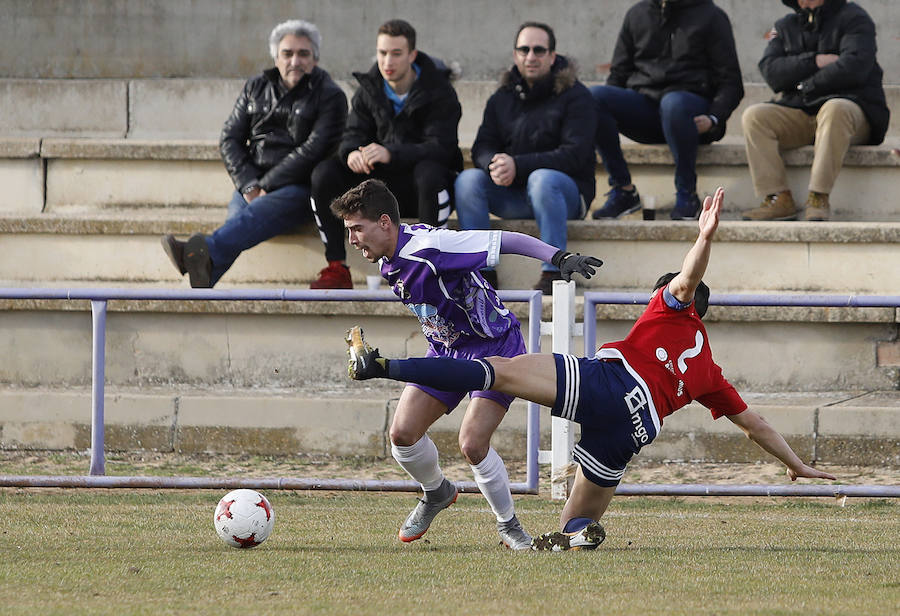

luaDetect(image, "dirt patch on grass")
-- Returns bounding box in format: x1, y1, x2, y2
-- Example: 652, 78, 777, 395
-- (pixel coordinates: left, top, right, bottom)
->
1, 450, 897, 486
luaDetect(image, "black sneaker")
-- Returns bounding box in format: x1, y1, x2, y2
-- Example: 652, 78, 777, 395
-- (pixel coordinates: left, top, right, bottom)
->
591, 186, 641, 219
346, 326, 387, 380
184, 233, 212, 288
533, 270, 563, 295
670, 192, 701, 220
161, 234, 187, 276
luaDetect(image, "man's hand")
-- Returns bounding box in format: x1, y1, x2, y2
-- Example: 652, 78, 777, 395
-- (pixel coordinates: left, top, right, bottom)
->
815, 53, 839, 69
694, 115, 713, 134
360, 143, 391, 167
488, 153, 516, 186
551, 250, 603, 282
788, 464, 837, 482
697, 186, 724, 241
243, 187, 264, 203
347, 150, 372, 174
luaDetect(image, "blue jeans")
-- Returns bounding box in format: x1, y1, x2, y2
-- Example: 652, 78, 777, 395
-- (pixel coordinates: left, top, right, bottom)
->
454, 168, 582, 272
591, 85, 710, 197
205, 184, 311, 286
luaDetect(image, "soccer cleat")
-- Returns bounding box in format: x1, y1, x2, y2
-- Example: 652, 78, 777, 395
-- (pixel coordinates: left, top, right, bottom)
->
531, 521, 606, 551
346, 326, 387, 380
497, 514, 533, 551
398, 479, 458, 543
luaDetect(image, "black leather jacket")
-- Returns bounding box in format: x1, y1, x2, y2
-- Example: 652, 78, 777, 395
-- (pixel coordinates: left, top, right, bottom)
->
339, 51, 463, 172
608, 0, 744, 142
220, 66, 348, 192
760, 0, 889, 145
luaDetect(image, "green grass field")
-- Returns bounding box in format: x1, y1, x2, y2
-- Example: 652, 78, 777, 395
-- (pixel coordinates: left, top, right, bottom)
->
1, 490, 897, 615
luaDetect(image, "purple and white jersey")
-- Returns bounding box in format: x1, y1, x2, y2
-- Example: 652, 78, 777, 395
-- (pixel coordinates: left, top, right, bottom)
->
380, 223, 520, 350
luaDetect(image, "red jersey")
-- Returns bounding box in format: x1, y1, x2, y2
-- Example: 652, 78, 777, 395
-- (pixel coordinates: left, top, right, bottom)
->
600, 289, 746, 424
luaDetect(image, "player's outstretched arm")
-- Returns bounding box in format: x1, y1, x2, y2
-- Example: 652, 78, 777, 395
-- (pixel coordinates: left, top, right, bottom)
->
668, 187, 723, 304
499, 232, 603, 282
727, 410, 837, 481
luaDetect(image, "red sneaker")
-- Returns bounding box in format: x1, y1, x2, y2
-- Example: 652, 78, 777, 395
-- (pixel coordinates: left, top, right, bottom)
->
310, 261, 352, 289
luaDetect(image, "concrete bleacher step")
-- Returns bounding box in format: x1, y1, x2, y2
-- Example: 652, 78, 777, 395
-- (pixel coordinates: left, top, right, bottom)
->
1, 384, 896, 466
4, 135, 898, 221
2, 209, 899, 294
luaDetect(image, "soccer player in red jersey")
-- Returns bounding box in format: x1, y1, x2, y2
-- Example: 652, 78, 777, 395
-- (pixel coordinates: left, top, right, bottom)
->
347, 186, 836, 550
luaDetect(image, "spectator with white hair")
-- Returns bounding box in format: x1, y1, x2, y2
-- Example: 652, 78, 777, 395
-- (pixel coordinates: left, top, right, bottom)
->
161, 19, 348, 288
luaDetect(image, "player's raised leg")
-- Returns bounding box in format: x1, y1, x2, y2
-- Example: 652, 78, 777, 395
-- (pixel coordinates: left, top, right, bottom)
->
459, 398, 532, 550
390, 385, 458, 543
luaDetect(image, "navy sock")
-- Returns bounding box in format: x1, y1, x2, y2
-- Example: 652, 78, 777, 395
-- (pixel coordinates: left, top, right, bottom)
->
386, 357, 495, 391
563, 517, 595, 533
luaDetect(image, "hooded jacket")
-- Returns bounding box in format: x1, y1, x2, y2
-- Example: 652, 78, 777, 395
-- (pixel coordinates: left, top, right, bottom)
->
759, 0, 889, 145
607, 0, 744, 142
220, 66, 348, 192
339, 51, 463, 172
471, 55, 597, 206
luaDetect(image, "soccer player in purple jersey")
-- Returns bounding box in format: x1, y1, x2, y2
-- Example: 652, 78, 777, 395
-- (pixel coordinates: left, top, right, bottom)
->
330, 179, 601, 549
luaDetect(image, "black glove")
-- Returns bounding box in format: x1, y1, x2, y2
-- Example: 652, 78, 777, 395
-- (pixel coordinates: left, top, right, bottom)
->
551, 250, 603, 282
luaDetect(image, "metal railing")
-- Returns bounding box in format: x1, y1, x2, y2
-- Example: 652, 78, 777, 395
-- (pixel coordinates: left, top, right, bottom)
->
0, 287, 543, 493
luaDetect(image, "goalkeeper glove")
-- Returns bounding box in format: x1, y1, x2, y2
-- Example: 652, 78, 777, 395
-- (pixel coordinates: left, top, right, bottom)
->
551, 250, 603, 282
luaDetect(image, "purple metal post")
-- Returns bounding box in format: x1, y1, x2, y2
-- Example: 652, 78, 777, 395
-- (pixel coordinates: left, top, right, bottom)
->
89, 300, 107, 476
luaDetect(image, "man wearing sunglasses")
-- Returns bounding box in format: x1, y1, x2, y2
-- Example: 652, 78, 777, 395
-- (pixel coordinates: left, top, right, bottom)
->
454, 22, 596, 295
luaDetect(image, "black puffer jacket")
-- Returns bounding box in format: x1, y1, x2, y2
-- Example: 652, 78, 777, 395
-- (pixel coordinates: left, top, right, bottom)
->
608, 0, 744, 142
471, 56, 597, 206
220, 66, 348, 192
759, 0, 889, 145
339, 51, 463, 172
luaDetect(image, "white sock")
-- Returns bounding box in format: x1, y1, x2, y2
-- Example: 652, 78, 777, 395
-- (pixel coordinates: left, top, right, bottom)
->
470, 447, 515, 523
391, 435, 444, 492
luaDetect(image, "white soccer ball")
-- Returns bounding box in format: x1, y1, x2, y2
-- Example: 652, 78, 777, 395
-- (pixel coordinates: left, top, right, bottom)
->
213, 489, 275, 548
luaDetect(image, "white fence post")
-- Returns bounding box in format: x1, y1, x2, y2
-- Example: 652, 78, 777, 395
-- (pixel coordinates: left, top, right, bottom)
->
550, 280, 576, 500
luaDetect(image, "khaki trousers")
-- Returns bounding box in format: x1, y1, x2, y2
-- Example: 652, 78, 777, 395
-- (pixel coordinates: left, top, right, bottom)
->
742, 99, 870, 196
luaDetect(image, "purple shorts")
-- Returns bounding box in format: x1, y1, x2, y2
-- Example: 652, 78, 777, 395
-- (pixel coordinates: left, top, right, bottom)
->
409, 327, 527, 413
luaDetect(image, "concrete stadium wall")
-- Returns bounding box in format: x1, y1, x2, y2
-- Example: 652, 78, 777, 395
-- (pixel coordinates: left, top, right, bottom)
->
1, 0, 898, 83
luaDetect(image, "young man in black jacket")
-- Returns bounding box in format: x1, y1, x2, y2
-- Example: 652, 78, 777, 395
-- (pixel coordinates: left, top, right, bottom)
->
161, 19, 347, 288
454, 22, 596, 294
308, 19, 463, 289
591, 0, 743, 221
741, 0, 890, 222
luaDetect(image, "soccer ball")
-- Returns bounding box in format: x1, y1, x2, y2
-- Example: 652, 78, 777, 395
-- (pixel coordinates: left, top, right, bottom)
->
213, 489, 275, 548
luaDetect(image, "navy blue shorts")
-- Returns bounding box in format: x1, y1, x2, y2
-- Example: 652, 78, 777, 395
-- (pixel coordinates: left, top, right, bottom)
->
409, 328, 526, 413
552, 353, 660, 487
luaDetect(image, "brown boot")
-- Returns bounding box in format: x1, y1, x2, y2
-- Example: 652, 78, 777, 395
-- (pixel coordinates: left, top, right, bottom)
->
742, 191, 797, 221
803, 191, 830, 221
